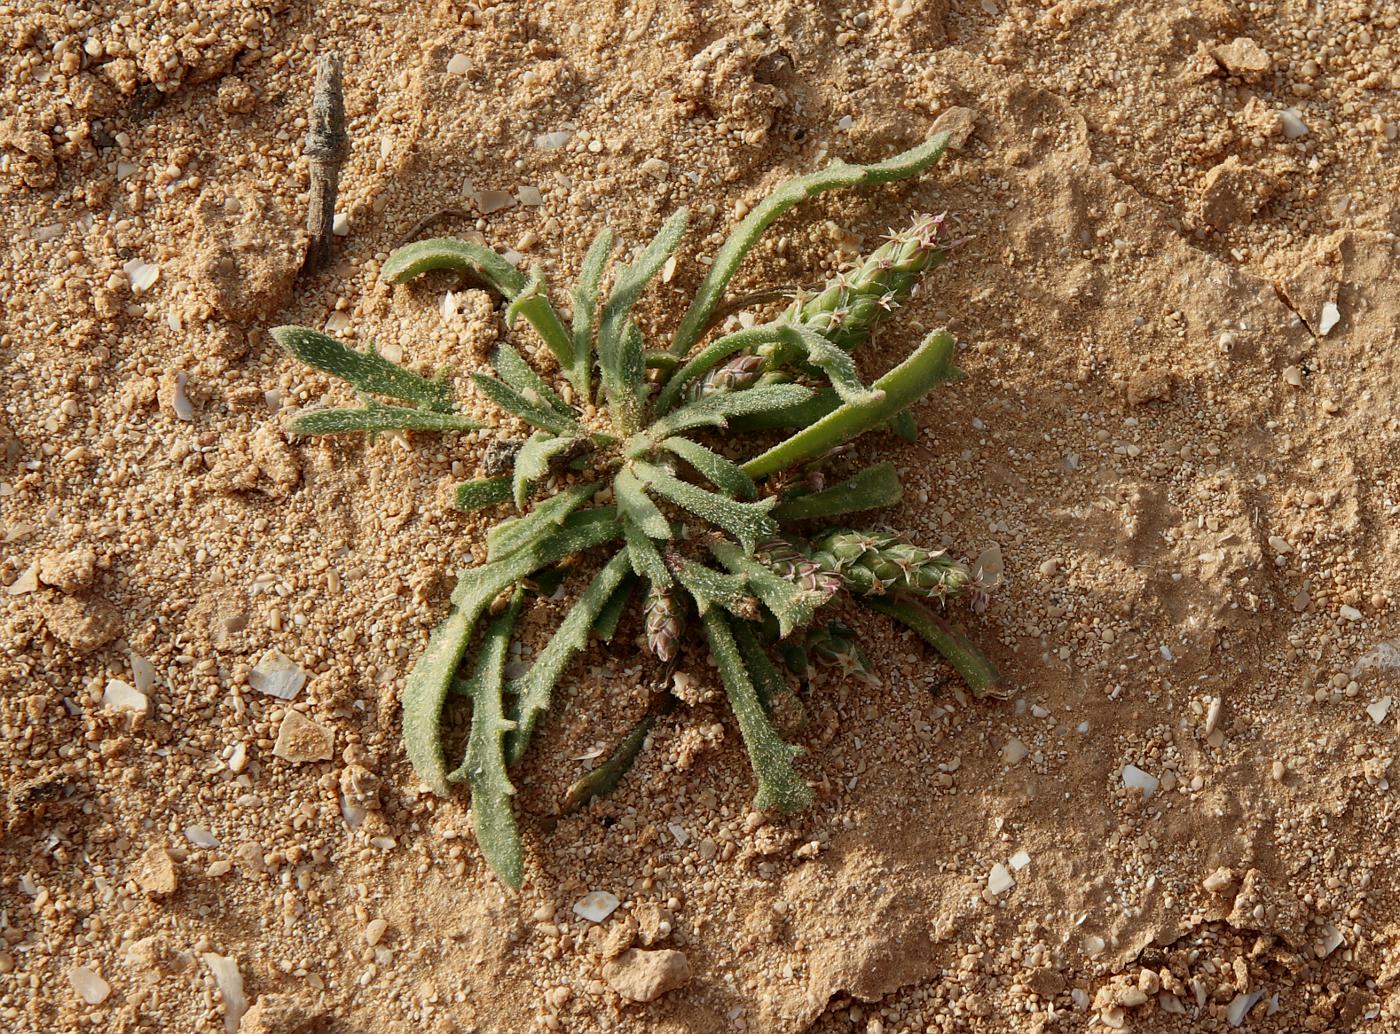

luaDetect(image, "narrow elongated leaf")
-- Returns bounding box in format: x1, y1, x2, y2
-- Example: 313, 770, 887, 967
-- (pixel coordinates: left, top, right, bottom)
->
571, 229, 614, 400
403, 508, 620, 795
614, 466, 672, 539
381, 238, 574, 371
700, 610, 813, 813
632, 461, 777, 554
772, 462, 904, 521
273, 326, 454, 413
781, 324, 882, 406
732, 618, 792, 712
670, 134, 952, 358
654, 324, 787, 415
621, 517, 671, 586
730, 389, 840, 432
512, 432, 575, 508
864, 597, 1006, 699
743, 330, 961, 478
591, 574, 636, 641
660, 436, 756, 500
493, 343, 572, 415
562, 695, 674, 812
455, 476, 512, 512
669, 556, 757, 619
288, 403, 481, 436
507, 551, 633, 763
447, 591, 524, 888
381, 237, 528, 295
487, 482, 599, 561
597, 208, 689, 432
473, 374, 581, 436
708, 539, 830, 637
647, 383, 814, 438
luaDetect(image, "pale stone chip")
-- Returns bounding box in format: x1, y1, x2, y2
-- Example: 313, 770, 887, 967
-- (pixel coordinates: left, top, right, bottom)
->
573, 890, 620, 923
273, 710, 335, 763
202, 954, 247, 1034
69, 965, 111, 1004
249, 649, 307, 699
102, 678, 150, 715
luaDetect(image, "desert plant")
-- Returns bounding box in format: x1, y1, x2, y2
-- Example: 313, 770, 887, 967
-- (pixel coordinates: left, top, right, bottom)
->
272, 132, 1001, 888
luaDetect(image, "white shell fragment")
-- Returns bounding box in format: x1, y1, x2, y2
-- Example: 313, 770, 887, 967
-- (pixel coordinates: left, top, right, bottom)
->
1279, 108, 1309, 139
185, 826, 220, 848
1122, 764, 1160, 799
534, 130, 574, 150
102, 678, 150, 715
446, 53, 471, 75
573, 890, 620, 923
202, 953, 247, 1034
123, 258, 161, 294
477, 190, 516, 215
1318, 301, 1340, 335
324, 310, 351, 334
7, 562, 40, 595
987, 863, 1015, 896
1226, 990, 1264, 1027
1366, 697, 1392, 724
1008, 849, 1031, 871
332, 211, 349, 236
171, 372, 194, 421
69, 965, 111, 1004
248, 649, 308, 700
1318, 923, 1344, 957
130, 651, 159, 694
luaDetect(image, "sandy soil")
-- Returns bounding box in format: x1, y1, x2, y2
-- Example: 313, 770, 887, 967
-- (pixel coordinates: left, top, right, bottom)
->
3, 1, 1399, 1032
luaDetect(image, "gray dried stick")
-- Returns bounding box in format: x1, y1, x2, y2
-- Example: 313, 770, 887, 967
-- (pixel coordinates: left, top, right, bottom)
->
303, 53, 348, 276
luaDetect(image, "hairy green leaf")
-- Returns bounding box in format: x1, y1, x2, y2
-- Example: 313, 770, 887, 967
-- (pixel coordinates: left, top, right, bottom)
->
487, 482, 599, 562
287, 402, 481, 436
492, 343, 572, 415
743, 330, 961, 478
647, 383, 814, 438
455, 476, 512, 512
598, 208, 688, 432
660, 436, 756, 500
621, 517, 672, 586
729, 389, 840, 432
447, 590, 524, 888
670, 134, 951, 358
669, 555, 756, 620
403, 508, 620, 795
654, 324, 787, 415
591, 573, 636, 642
571, 229, 614, 400
780, 323, 883, 406
614, 466, 672, 540
863, 597, 1006, 699
512, 431, 576, 509
700, 610, 813, 813
708, 539, 830, 638
632, 460, 777, 553
382, 238, 574, 371
772, 462, 904, 521
473, 374, 582, 436
562, 702, 665, 813
273, 326, 454, 413
731, 618, 792, 712
506, 550, 633, 763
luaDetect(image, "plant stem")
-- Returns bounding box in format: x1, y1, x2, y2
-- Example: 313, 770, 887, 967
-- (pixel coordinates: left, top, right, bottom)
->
303, 53, 348, 277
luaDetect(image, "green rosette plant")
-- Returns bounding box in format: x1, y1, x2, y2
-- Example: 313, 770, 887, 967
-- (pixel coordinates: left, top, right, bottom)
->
272, 133, 1002, 888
